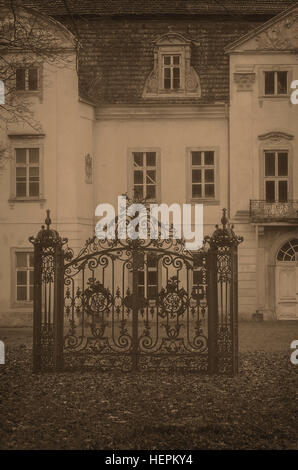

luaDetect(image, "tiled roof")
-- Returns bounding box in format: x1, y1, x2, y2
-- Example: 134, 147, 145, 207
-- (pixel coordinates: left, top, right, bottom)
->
20, 0, 298, 17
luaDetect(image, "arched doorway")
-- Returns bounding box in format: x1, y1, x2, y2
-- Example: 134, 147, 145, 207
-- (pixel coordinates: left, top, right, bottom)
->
275, 239, 298, 320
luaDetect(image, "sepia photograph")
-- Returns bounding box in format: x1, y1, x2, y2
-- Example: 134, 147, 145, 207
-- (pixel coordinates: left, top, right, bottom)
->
0, 0, 297, 456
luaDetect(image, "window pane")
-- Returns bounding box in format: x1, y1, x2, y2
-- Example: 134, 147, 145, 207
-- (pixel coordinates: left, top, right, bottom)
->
192, 169, 201, 183
29, 270, 34, 285
28, 68, 38, 90
29, 148, 39, 164
146, 185, 156, 199
17, 286, 27, 301
205, 169, 214, 183
278, 153, 288, 176
277, 71, 287, 94
16, 68, 26, 90
148, 271, 157, 285
204, 151, 214, 165
29, 167, 39, 178
148, 286, 157, 299
17, 270, 27, 285
164, 67, 171, 78
164, 78, 171, 89
265, 153, 275, 176
29, 253, 34, 267
265, 181, 275, 202
173, 67, 180, 89
137, 271, 144, 286
173, 56, 180, 65
265, 71, 275, 95
163, 56, 171, 65
16, 167, 26, 178
29, 286, 33, 301
16, 148, 26, 164
137, 286, 145, 297
146, 170, 156, 184
192, 184, 202, 198
16, 183, 26, 197
134, 186, 143, 199
278, 181, 288, 202
29, 182, 39, 197
146, 152, 156, 167
205, 184, 215, 197
133, 152, 143, 167
134, 170, 143, 184
192, 152, 201, 166
16, 253, 28, 267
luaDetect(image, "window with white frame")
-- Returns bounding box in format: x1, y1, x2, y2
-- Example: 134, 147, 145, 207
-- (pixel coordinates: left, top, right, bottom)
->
16, 67, 39, 91
264, 71, 288, 96
190, 150, 215, 200
15, 252, 34, 302
137, 253, 158, 300
264, 150, 289, 202
163, 55, 181, 90
132, 151, 158, 201
15, 148, 40, 198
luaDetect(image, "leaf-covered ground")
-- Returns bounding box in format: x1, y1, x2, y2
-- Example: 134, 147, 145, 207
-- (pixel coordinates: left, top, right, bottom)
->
0, 323, 297, 450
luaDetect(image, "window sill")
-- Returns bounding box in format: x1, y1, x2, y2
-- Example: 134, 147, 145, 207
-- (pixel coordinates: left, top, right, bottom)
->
11, 301, 33, 309
9, 197, 46, 208
188, 199, 220, 206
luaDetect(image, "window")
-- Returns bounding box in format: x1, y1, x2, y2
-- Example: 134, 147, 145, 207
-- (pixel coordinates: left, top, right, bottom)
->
132, 151, 158, 200
264, 71, 288, 95
15, 252, 34, 302
277, 239, 298, 262
264, 151, 288, 202
163, 55, 181, 90
16, 67, 39, 91
137, 254, 158, 299
142, 32, 201, 99
191, 150, 215, 199
15, 148, 40, 198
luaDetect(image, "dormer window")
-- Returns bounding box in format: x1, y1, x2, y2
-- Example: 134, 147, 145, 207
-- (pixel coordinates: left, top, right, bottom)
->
143, 32, 201, 99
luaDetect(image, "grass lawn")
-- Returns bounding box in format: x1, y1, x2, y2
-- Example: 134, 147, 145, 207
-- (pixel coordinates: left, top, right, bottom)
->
0, 322, 297, 450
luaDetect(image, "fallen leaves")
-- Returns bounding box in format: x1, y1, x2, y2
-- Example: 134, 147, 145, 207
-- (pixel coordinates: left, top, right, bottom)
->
0, 347, 297, 450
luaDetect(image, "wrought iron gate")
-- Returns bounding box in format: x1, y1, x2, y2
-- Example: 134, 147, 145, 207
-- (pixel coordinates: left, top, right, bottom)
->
29, 207, 242, 375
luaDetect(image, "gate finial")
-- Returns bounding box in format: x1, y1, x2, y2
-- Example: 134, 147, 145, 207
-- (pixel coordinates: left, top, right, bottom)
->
45, 209, 51, 230
221, 208, 228, 229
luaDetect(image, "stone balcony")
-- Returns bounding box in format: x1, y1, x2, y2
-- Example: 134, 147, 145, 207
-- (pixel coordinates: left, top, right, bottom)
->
250, 200, 298, 223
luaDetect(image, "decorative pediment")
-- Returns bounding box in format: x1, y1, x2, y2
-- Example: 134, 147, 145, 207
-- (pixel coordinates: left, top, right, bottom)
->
155, 32, 192, 47
226, 5, 298, 53
258, 131, 294, 142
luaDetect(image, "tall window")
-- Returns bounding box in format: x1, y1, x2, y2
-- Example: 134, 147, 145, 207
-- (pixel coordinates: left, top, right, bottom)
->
191, 150, 215, 199
264, 71, 288, 95
15, 252, 34, 302
163, 55, 181, 90
264, 151, 288, 202
133, 151, 157, 200
137, 254, 158, 299
16, 67, 39, 91
15, 148, 40, 198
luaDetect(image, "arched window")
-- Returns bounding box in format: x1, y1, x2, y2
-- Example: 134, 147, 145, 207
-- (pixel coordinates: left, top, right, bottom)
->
276, 239, 298, 262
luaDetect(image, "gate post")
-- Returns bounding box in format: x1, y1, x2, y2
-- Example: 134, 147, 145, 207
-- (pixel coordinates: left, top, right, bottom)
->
29, 210, 67, 372
207, 247, 218, 375
206, 209, 243, 376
